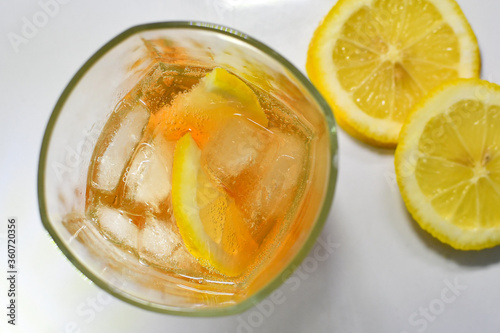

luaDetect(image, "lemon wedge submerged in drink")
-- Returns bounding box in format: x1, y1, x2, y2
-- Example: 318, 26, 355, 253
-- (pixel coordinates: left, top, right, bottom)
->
396, 79, 500, 250
167, 68, 265, 276
172, 133, 258, 277
152, 67, 268, 147
203, 67, 268, 128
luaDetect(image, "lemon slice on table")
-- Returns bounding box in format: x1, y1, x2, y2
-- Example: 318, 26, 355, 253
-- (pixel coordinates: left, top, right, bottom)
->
396, 79, 500, 250
171, 132, 258, 276
152, 67, 268, 146
307, 0, 480, 147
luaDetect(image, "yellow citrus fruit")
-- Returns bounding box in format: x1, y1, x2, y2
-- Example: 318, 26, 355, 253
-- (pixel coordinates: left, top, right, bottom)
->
396, 79, 500, 250
203, 67, 267, 126
171, 132, 258, 276
307, 0, 480, 147
152, 67, 268, 147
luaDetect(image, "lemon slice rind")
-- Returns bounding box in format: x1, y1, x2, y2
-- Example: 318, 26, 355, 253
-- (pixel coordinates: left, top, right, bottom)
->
396, 79, 500, 250
307, 0, 480, 147
172, 132, 254, 276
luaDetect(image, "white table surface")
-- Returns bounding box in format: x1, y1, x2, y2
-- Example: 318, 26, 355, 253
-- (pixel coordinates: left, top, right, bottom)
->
2, 0, 500, 332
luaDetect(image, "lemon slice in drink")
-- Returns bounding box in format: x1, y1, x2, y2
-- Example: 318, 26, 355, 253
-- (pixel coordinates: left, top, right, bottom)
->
153, 67, 268, 146
396, 79, 500, 250
307, 0, 480, 147
172, 133, 258, 276
204, 67, 268, 126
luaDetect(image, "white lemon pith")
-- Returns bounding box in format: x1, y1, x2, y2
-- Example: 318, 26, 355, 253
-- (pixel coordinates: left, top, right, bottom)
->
396, 79, 500, 250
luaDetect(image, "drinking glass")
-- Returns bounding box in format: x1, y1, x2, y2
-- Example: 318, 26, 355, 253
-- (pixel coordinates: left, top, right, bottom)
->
38, 22, 338, 316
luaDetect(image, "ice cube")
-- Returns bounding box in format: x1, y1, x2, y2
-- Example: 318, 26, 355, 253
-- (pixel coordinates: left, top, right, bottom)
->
95, 206, 138, 251
264, 130, 308, 192
92, 103, 150, 192
63, 211, 101, 246
238, 130, 308, 242
124, 135, 175, 210
169, 245, 203, 275
138, 217, 201, 274
201, 117, 275, 191
63, 211, 137, 263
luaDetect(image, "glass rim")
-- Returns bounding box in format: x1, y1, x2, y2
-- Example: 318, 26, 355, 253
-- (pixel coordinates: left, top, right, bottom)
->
37, 21, 338, 317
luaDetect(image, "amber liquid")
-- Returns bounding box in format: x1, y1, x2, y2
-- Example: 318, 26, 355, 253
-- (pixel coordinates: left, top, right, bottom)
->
80, 62, 314, 289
